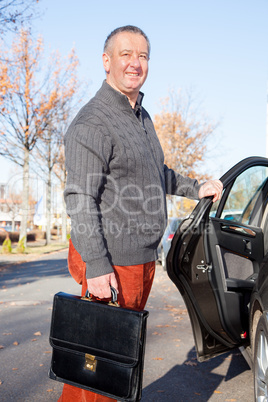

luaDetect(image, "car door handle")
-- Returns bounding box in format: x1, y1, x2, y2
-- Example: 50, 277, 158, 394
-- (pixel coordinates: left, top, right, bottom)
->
221, 224, 256, 237
196, 263, 212, 273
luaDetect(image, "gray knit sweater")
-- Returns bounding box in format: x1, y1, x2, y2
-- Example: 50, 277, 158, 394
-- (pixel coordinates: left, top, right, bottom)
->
64, 81, 201, 278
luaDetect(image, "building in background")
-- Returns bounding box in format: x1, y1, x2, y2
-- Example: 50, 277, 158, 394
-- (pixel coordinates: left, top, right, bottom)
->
0, 182, 21, 230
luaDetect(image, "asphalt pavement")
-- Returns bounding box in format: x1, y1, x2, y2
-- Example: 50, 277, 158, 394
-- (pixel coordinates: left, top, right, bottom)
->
0, 249, 254, 401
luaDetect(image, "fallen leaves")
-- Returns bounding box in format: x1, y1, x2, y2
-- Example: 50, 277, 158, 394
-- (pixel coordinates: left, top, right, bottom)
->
162, 304, 188, 322
31, 331, 42, 341
152, 357, 164, 360
0, 330, 42, 349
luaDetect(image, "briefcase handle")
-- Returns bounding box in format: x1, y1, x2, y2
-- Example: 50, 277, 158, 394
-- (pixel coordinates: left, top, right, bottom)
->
83, 286, 119, 307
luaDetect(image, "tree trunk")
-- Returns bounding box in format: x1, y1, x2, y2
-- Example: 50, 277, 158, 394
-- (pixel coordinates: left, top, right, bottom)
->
19, 147, 30, 247
61, 171, 67, 243
61, 197, 67, 243
45, 133, 52, 246
46, 173, 52, 245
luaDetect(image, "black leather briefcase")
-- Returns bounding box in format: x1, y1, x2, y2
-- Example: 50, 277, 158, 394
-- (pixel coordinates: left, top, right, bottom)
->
49, 291, 149, 401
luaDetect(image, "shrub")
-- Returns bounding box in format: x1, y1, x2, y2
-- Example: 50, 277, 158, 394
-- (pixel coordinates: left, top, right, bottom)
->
16, 237, 26, 253
43, 229, 61, 239
0, 231, 36, 245
30, 229, 44, 240
26, 232, 36, 242
0, 232, 7, 245
51, 228, 58, 236
1, 237, 12, 253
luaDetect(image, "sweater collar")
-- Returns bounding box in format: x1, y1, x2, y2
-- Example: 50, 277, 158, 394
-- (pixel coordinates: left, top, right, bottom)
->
96, 80, 144, 111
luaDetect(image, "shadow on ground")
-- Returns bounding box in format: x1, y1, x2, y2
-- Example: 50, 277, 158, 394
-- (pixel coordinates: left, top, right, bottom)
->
0, 255, 69, 289
142, 347, 251, 401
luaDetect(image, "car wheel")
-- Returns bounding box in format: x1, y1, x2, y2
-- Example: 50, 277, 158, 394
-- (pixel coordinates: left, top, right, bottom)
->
254, 312, 268, 401
161, 247, 166, 271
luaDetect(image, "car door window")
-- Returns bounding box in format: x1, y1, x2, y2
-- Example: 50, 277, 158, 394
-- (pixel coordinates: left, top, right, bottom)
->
220, 166, 268, 225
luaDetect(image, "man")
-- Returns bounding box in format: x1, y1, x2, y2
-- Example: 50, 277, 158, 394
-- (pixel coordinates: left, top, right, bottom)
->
59, 26, 222, 401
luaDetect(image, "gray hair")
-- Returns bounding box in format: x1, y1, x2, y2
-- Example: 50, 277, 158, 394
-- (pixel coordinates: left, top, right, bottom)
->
104, 25, 151, 57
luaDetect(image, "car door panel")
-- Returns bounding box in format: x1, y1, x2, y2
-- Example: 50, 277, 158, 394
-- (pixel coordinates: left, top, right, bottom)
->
208, 218, 263, 288
210, 218, 263, 266
205, 218, 261, 340
216, 246, 256, 285
167, 157, 268, 362
167, 211, 241, 362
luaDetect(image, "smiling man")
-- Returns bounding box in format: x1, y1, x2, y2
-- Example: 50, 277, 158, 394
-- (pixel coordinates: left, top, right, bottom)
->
102, 29, 149, 107
60, 25, 222, 402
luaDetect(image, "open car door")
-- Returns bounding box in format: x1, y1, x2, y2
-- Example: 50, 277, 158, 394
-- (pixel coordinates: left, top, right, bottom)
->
167, 157, 268, 362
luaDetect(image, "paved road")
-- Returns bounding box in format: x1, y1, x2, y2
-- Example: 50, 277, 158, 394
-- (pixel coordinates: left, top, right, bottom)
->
0, 250, 254, 401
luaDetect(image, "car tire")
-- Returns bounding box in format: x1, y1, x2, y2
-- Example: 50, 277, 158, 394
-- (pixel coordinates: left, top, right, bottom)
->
161, 247, 166, 271
254, 312, 268, 401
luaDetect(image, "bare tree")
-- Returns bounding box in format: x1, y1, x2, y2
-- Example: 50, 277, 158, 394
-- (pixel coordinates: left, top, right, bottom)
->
33, 49, 81, 244
0, 0, 40, 36
0, 29, 79, 248
154, 89, 219, 217
154, 89, 218, 182
53, 142, 68, 243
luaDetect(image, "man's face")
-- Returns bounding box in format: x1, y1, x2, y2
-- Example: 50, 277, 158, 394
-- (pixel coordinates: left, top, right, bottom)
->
103, 32, 149, 105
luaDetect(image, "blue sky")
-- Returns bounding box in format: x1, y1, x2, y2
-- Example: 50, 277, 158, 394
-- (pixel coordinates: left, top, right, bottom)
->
0, 0, 267, 182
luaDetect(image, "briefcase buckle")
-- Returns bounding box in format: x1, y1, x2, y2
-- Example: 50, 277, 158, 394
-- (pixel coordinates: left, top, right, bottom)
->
85, 354, 97, 372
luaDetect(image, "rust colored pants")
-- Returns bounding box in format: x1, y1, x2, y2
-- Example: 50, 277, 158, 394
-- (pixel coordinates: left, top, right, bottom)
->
58, 239, 155, 402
